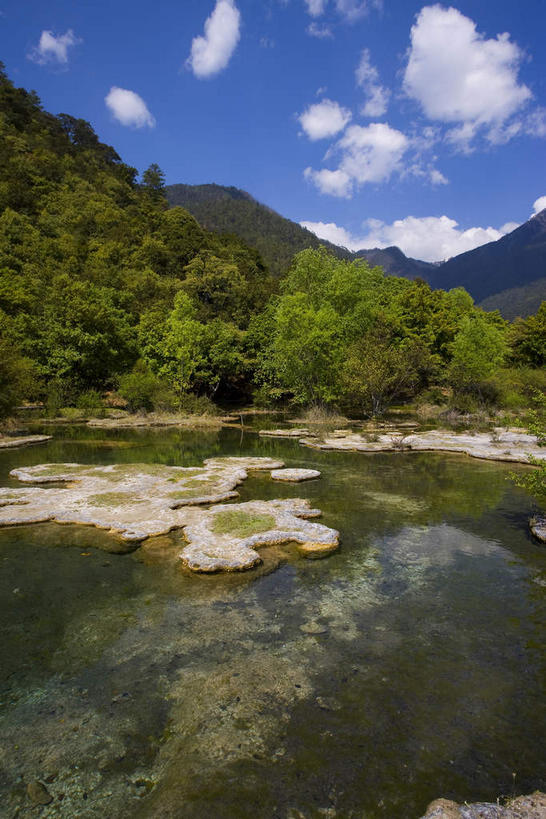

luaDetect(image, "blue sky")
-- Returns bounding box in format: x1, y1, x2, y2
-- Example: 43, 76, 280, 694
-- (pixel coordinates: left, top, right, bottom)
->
2, 0, 545, 261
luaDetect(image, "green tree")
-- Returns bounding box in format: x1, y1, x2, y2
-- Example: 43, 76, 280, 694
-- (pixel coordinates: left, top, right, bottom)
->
447, 313, 508, 395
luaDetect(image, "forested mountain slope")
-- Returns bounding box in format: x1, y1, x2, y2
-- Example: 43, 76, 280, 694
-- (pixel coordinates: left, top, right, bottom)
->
0, 64, 543, 421
166, 183, 352, 275
167, 183, 546, 316
0, 65, 274, 409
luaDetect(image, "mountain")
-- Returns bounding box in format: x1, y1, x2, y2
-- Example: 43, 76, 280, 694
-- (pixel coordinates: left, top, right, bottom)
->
166, 183, 351, 275
429, 209, 546, 304
166, 183, 546, 317
479, 276, 546, 320
352, 244, 436, 279
166, 184, 431, 279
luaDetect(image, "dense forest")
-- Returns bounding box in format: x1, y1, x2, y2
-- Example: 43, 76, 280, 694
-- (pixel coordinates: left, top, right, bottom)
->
0, 65, 544, 420
166, 182, 353, 277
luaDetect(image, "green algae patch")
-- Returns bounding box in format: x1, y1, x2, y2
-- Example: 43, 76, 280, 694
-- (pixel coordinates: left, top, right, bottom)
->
87, 492, 143, 507
212, 510, 276, 538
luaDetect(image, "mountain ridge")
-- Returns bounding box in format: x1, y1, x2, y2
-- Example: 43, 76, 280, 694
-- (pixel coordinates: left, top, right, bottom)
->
166, 183, 546, 317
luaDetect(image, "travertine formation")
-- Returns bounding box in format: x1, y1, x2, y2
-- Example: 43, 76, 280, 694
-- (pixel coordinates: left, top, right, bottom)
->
259, 428, 312, 438
271, 468, 321, 482
530, 515, 546, 543
419, 790, 546, 818
300, 428, 546, 464
0, 457, 337, 571
180, 498, 338, 572
0, 434, 51, 449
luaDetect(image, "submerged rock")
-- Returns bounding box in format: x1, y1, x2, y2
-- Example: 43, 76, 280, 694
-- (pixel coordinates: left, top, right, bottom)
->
26, 780, 53, 805
300, 428, 546, 465
419, 790, 546, 818
271, 468, 321, 482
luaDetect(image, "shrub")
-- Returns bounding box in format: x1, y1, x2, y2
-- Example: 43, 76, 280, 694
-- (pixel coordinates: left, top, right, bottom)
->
118, 361, 166, 413
76, 389, 105, 415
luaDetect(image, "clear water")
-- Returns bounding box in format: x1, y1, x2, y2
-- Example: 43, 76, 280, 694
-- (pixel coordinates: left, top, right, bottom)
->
0, 424, 544, 818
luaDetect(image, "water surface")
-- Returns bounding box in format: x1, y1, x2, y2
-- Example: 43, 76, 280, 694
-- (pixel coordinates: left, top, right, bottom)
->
0, 425, 544, 817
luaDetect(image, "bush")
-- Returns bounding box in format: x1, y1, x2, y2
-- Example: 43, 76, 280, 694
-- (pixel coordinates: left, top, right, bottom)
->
482, 367, 546, 410
76, 389, 105, 416
0, 338, 38, 418
118, 361, 167, 413
46, 378, 77, 417
176, 392, 219, 416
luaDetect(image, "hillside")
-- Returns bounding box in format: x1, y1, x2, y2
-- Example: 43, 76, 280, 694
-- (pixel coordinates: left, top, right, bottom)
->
166, 183, 432, 279
352, 244, 436, 279
166, 183, 546, 316
429, 210, 546, 303
479, 276, 546, 320
166, 183, 351, 275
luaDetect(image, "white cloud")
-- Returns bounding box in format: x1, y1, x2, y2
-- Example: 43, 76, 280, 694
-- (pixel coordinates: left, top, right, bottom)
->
525, 108, 546, 138
300, 220, 354, 246
307, 22, 334, 38
336, 122, 408, 184
403, 6, 531, 147
304, 167, 352, 197
304, 122, 409, 197
28, 29, 81, 65
105, 87, 155, 129
305, 0, 328, 16
186, 0, 241, 79
430, 168, 448, 185
532, 196, 546, 215
355, 49, 390, 117
335, 0, 379, 23
298, 99, 352, 140
301, 214, 518, 262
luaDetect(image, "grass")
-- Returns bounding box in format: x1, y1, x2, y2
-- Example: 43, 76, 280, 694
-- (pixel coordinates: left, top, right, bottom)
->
211, 509, 276, 538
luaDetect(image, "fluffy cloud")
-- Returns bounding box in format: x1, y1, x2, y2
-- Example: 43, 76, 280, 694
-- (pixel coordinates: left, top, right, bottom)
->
403, 6, 531, 148
298, 99, 352, 140
300, 220, 354, 246
355, 50, 390, 117
28, 29, 81, 65
186, 0, 241, 79
336, 124, 408, 184
105, 87, 155, 129
303, 168, 352, 197
305, 122, 408, 197
301, 214, 519, 262
532, 196, 546, 215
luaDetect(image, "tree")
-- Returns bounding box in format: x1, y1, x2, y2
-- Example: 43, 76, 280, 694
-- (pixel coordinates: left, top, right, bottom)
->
141, 163, 166, 202
511, 391, 545, 503
341, 325, 429, 416
509, 302, 546, 367
447, 313, 508, 395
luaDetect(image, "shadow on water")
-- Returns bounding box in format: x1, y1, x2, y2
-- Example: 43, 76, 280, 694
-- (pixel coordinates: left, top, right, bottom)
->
0, 425, 544, 817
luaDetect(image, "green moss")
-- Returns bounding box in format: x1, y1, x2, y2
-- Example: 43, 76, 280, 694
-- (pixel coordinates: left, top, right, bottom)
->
87, 491, 143, 507
211, 510, 276, 538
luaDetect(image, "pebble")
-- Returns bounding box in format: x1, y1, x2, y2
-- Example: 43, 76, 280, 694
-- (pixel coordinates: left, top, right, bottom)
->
27, 780, 53, 805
